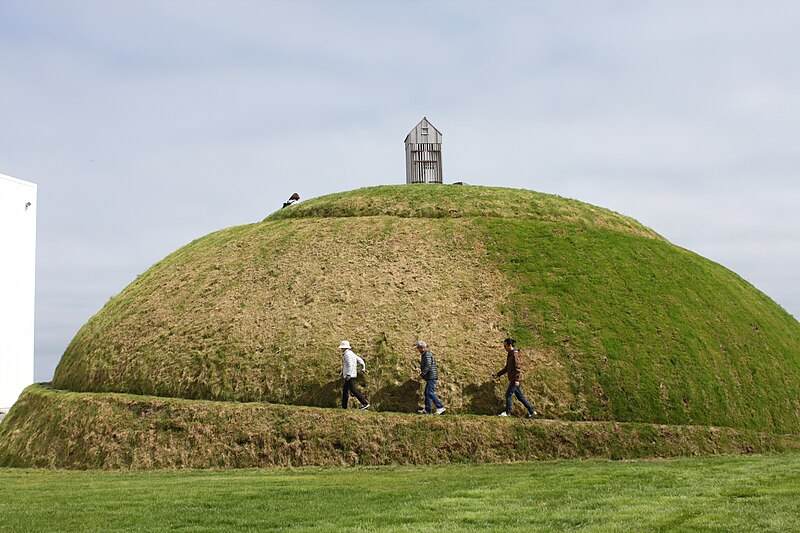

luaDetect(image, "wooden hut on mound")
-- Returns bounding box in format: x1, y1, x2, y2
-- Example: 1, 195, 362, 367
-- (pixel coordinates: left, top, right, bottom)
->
405, 117, 443, 184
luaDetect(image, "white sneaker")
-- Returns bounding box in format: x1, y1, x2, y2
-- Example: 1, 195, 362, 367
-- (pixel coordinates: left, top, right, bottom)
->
497, 411, 509, 417
435, 407, 446, 415
359, 404, 370, 410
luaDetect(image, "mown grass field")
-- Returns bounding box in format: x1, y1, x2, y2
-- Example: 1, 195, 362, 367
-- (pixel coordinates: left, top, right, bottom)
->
1, 453, 799, 532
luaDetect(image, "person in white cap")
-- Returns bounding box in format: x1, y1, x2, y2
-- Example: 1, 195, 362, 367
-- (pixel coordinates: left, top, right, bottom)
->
415, 341, 446, 415
339, 340, 370, 410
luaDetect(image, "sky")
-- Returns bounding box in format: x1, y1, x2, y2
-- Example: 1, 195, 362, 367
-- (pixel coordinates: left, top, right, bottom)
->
1, 1, 799, 381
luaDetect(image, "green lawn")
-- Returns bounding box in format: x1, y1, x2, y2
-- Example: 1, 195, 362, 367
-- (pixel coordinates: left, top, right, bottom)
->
1, 453, 798, 532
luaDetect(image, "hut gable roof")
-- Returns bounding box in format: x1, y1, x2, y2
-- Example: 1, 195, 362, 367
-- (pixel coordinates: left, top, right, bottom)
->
404, 117, 442, 144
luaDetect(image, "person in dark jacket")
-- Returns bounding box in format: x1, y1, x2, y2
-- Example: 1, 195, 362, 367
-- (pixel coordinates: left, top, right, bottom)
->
492, 338, 537, 418
415, 341, 446, 415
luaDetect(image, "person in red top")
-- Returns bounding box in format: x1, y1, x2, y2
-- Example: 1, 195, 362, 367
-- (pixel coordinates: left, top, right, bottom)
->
492, 338, 537, 418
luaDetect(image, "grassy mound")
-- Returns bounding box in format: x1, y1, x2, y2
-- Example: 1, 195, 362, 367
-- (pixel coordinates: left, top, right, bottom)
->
2, 385, 797, 469
50, 185, 800, 434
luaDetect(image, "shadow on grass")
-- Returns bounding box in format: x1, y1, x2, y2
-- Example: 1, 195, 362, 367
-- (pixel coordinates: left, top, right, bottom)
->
286, 378, 504, 416
374, 379, 422, 413
303, 379, 342, 408
463, 380, 503, 415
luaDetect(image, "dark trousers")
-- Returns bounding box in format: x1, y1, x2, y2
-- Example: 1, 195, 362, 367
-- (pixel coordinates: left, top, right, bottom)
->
505, 381, 535, 415
424, 379, 444, 413
342, 376, 368, 409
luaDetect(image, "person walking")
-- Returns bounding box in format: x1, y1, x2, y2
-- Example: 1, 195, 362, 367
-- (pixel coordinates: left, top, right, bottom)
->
492, 338, 537, 418
340, 340, 370, 410
415, 341, 446, 415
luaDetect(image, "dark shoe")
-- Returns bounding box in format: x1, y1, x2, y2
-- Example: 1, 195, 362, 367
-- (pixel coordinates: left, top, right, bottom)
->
359, 404, 371, 410
526, 410, 537, 419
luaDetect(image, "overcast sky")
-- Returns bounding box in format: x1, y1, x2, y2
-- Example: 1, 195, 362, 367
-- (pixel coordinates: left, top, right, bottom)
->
2, 1, 799, 381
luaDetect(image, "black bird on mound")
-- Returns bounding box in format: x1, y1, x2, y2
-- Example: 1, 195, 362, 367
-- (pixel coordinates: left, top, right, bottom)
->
282, 192, 300, 209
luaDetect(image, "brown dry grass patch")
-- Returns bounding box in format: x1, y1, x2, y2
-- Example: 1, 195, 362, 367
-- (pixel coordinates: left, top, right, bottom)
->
55, 217, 550, 413
2, 385, 797, 469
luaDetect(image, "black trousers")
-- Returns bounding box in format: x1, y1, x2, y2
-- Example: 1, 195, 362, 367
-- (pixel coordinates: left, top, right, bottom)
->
342, 376, 368, 408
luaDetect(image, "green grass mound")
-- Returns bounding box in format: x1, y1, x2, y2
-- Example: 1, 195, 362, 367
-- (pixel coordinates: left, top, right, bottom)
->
50, 185, 800, 435
2, 385, 797, 469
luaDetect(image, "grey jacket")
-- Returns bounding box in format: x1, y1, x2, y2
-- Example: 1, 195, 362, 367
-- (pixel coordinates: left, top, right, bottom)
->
420, 350, 439, 381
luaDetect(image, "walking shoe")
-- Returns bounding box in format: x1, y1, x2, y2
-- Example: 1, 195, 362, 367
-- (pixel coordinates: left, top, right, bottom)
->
434, 407, 446, 415
497, 411, 509, 417
417, 408, 428, 414
359, 404, 370, 410
526, 409, 537, 419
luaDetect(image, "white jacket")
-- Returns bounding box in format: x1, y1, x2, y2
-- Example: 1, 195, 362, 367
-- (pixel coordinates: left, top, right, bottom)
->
342, 349, 366, 378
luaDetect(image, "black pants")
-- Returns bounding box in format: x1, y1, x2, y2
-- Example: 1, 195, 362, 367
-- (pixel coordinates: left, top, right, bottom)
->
342, 376, 368, 408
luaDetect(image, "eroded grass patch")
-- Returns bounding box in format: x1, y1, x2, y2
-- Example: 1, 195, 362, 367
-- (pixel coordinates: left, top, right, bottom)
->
54, 217, 513, 412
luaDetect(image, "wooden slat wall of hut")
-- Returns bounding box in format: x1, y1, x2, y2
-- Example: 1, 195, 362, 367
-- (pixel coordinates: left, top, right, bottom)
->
406, 143, 442, 184
404, 119, 443, 183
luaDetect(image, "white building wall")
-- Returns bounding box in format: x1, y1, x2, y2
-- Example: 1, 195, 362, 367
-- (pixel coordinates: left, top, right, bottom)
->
0, 174, 37, 410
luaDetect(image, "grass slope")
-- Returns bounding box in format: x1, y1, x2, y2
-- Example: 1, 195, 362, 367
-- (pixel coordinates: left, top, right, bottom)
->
479, 218, 800, 433
50, 185, 800, 435
1, 385, 797, 469
53, 216, 512, 412
2, 454, 800, 531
